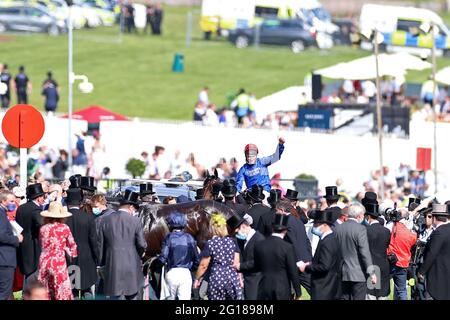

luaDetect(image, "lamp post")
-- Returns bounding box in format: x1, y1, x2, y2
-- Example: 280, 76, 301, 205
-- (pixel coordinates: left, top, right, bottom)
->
361, 28, 385, 199
67, 3, 93, 174
418, 21, 438, 193
430, 23, 438, 194
373, 29, 385, 201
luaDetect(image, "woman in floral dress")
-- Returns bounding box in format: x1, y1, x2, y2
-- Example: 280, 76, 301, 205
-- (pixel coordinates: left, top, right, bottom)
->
38, 202, 77, 300
194, 213, 242, 300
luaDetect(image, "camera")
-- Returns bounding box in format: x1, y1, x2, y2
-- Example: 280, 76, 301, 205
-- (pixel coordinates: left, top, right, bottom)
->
379, 201, 402, 222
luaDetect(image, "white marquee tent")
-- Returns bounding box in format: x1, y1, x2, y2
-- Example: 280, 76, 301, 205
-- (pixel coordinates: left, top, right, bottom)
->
314, 52, 431, 80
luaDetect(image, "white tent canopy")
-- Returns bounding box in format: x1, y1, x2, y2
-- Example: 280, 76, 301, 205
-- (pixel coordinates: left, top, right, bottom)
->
252, 86, 311, 123
314, 52, 431, 80
436, 67, 450, 85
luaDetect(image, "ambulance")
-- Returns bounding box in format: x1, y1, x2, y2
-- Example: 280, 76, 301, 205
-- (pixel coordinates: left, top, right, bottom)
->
360, 4, 450, 56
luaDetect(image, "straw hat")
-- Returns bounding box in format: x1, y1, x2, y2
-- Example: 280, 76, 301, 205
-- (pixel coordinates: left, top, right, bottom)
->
41, 202, 72, 219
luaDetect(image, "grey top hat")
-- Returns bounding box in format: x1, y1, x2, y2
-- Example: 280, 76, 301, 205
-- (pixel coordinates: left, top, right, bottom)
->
432, 204, 449, 216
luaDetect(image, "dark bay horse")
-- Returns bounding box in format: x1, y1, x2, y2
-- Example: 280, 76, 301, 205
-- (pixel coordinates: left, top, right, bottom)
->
137, 199, 235, 260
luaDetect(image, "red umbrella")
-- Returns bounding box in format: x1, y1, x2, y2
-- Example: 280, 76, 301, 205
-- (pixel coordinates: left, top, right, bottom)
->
61, 105, 128, 123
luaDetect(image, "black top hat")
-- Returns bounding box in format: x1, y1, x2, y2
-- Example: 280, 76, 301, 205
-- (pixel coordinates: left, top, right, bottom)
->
69, 174, 82, 189
120, 189, 140, 208
272, 214, 289, 231
408, 197, 421, 211
268, 189, 282, 205
195, 188, 203, 200
140, 183, 155, 196
285, 189, 298, 201
80, 176, 96, 192
66, 188, 83, 205
361, 191, 378, 206
222, 179, 237, 198
310, 210, 335, 225
324, 186, 340, 201
247, 184, 265, 202
227, 213, 246, 230
26, 183, 45, 200
364, 202, 380, 217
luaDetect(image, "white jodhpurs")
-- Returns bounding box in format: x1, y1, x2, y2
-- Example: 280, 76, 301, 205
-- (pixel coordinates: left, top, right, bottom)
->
165, 268, 193, 300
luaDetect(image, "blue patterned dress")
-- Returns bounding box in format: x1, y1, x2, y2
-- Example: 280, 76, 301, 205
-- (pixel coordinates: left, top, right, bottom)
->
202, 236, 242, 300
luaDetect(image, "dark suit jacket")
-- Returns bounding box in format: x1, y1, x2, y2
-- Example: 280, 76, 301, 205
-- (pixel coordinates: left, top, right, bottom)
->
247, 203, 271, 230
0, 207, 19, 268
305, 232, 342, 300
223, 200, 248, 215
285, 214, 312, 262
418, 223, 450, 300
15, 201, 42, 275
254, 235, 301, 300
66, 208, 98, 290
366, 222, 391, 297
239, 230, 265, 300
256, 208, 275, 237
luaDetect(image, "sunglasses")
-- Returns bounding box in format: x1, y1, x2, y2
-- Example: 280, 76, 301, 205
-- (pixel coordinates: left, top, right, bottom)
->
426, 215, 433, 219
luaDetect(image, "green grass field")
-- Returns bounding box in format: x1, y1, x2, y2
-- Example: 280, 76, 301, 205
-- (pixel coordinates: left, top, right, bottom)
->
1, 6, 449, 120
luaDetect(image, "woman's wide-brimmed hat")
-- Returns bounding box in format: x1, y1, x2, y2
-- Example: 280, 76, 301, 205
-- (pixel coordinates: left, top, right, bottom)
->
41, 202, 72, 219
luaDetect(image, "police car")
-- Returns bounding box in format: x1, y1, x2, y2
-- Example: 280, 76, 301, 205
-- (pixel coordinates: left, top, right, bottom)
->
360, 4, 450, 57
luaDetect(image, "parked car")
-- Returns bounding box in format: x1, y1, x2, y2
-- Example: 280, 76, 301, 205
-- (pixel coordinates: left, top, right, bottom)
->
229, 18, 317, 53
0, 3, 66, 35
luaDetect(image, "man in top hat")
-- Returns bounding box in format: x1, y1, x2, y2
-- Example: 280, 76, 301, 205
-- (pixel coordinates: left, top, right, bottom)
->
257, 189, 281, 237
285, 189, 309, 224
245, 184, 271, 229
253, 213, 301, 300
298, 209, 342, 300
364, 200, 391, 300
97, 190, 147, 300
65, 189, 98, 299
80, 176, 97, 197
418, 204, 450, 300
275, 198, 312, 295
69, 174, 82, 189
222, 179, 247, 214
236, 137, 285, 194
335, 204, 376, 300
227, 212, 265, 300
323, 186, 342, 224
139, 183, 156, 203
15, 183, 46, 287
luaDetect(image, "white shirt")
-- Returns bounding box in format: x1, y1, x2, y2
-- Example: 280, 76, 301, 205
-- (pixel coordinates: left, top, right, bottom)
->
198, 90, 209, 105
321, 230, 333, 240
271, 232, 284, 239
362, 80, 376, 97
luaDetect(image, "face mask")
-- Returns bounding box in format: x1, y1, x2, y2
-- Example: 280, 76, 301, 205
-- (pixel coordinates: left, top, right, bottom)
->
236, 232, 247, 240
312, 226, 323, 237
92, 207, 102, 216
6, 203, 16, 212
362, 219, 369, 226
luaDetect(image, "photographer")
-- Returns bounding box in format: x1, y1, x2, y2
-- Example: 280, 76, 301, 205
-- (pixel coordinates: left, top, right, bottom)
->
383, 202, 417, 300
